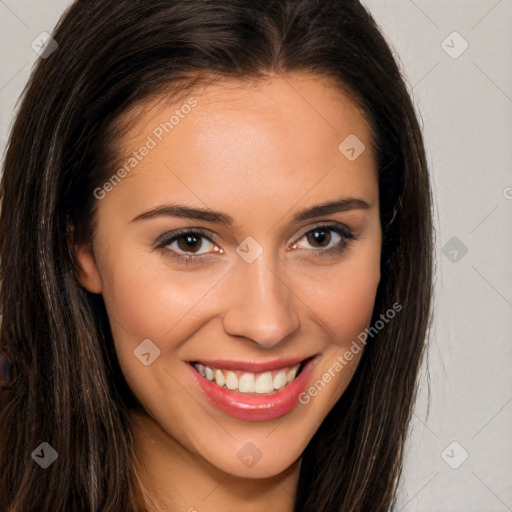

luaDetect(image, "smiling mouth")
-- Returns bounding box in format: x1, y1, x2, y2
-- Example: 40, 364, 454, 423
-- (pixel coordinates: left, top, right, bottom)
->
190, 358, 313, 396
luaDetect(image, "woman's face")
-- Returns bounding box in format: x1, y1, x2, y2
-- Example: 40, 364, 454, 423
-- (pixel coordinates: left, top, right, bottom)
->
76, 72, 381, 478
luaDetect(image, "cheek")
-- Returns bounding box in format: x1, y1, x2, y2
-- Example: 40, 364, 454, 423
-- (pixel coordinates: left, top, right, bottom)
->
293, 248, 381, 345
295, 257, 380, 416
98, 247, 223, 353
333, 264, 380, 339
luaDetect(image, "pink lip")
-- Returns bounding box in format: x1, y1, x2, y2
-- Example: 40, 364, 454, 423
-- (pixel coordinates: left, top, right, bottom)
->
189, 356, 318, 421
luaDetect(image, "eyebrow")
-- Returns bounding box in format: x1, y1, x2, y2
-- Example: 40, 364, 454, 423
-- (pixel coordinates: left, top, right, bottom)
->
130, 198, 372, 226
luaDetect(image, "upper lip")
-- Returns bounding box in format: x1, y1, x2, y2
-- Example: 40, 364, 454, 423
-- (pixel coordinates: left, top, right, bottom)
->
189, 355, 316, 373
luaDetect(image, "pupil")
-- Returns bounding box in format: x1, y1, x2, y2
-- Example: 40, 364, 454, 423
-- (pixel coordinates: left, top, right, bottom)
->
308, 229, 330, 247
178, 234, 202, 253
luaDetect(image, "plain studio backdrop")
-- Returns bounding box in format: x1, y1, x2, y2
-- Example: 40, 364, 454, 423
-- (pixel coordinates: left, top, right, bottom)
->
1, 1, 511, 511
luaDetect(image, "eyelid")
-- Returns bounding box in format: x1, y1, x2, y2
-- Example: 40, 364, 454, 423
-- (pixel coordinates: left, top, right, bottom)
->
154, 221, 354, 247
293, 220, 354, 241
153, 221, 357, 263
153, 227, 216, 247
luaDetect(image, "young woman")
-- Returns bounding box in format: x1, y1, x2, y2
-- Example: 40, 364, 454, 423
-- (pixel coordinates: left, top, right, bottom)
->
0, 1, 433, 510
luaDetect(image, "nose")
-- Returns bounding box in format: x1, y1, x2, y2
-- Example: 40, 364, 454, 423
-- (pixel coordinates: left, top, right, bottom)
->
221, 255, 300, 349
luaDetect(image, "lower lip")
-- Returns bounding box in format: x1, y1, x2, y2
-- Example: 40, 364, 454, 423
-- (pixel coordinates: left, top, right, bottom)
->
190, 358, 317, 421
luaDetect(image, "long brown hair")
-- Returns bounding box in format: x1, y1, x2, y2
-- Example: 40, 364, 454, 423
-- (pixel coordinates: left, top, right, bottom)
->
0, 1, 433, 510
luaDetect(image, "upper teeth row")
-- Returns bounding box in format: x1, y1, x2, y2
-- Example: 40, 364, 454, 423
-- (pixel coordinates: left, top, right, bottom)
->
194, 363, 301, 394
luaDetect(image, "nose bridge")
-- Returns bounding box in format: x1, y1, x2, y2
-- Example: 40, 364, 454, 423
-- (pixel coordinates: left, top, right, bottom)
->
221, 250, 300, 347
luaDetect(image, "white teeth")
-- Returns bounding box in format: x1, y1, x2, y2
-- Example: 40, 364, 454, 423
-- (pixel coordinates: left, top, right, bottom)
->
196, 363, 206, 378
255, 372, 274, 394
286, 366, 298, 383
273, 371, 287, 390
204, 366, 214, 381
194, 362, 303, 395
225, 371, 238, 390
215, 369, 225, 387
239, 373, 256, 393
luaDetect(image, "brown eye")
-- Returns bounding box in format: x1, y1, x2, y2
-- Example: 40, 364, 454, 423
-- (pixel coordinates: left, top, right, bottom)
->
154, 229, 223, 264
292, 224, 356, 256
306, 228, 332, 248
176, 233, 204, 253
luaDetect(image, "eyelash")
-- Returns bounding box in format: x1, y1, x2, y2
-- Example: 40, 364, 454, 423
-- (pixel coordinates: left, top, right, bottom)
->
153, 224, 357, 265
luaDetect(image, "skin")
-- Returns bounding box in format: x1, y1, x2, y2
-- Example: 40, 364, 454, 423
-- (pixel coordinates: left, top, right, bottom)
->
76, 72, 381, 512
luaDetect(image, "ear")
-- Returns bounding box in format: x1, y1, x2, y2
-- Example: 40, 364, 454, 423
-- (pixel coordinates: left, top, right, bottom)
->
74, 242, 103, 294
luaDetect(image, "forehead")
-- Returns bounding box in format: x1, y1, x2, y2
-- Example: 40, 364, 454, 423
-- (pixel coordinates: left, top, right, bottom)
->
102, 72, 378, 223
121, 72, 374, 151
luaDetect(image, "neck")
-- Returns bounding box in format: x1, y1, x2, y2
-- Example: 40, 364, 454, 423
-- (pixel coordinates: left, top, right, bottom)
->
129, 409, 301, 512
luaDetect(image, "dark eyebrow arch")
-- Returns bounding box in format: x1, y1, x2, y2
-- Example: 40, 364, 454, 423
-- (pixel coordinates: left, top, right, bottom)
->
130, 198, 371, 225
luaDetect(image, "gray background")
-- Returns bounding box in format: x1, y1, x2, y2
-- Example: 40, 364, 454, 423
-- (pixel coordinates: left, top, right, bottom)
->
1, 1, 511, 510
